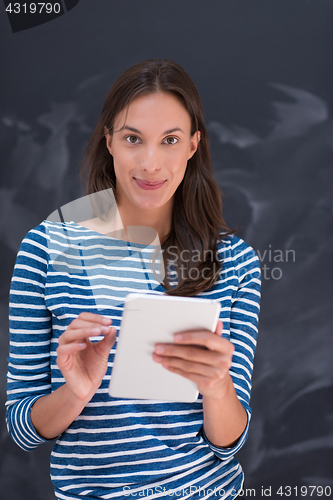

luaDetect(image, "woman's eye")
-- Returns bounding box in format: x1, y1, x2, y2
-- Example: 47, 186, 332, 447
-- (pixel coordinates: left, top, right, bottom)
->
164, 137, 178, 145
126, 135, 140, 144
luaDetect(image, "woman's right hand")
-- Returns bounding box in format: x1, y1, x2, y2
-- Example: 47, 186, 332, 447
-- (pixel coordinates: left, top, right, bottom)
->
56, 312, 117, 403
30, 313, 116, 440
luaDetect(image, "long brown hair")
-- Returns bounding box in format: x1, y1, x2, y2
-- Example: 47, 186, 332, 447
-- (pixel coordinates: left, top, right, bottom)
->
80, 58, 232, 296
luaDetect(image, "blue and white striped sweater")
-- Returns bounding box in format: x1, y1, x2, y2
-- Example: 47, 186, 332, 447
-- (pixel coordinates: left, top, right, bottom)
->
6, 220, 261, 500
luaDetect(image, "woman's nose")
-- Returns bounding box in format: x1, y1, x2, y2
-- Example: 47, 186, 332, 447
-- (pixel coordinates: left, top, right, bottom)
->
140, 147, 162, 172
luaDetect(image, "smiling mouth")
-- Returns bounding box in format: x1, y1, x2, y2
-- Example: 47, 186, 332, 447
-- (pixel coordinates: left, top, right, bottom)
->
134, 178, 166, 185
134, 178, 166, 190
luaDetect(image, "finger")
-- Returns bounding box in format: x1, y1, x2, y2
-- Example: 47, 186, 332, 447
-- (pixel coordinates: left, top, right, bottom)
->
154, 350, 231, 374
173, 330, 234, 353
167, 366, 205, 388
158, 358, 229, 385
69, 314, 112, 330
154, 344, 227, 367
57, 342, 87, 361
166, 367, 231, 397
58, 325, 113, 345
76, 311, 112, 325
93, 327, 117, 357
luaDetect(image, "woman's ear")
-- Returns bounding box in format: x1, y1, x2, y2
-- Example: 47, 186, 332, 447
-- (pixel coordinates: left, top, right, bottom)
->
104, 127, 112, 154
188, 130, 201, 160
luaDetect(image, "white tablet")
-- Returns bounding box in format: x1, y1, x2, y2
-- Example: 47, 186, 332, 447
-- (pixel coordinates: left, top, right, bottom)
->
109, 293, 221, 402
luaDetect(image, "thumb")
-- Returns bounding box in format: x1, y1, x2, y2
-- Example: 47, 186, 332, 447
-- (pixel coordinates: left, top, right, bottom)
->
214, 320, 223, 336
96, 327, 117, 357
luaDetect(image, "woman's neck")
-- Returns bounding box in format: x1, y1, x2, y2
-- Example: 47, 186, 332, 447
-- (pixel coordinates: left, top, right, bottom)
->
116, 202, 173, 245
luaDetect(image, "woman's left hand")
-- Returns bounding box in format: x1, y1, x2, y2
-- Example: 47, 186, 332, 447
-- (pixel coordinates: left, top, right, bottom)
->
153, 321, 234, 399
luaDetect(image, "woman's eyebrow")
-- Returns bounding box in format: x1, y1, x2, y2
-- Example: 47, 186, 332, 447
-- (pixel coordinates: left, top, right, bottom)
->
118, 125, 185, 135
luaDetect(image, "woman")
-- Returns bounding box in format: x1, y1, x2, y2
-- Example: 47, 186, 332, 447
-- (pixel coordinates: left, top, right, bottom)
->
6, 59, 261, 499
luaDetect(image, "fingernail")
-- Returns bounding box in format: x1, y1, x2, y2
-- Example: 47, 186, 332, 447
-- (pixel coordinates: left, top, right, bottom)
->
92, 327, 102, 334
155, 345, 164, 354
102, 317, 112, 325
101, 326, 111, 334
153, 354, 162, 362
174, 334, 182, 341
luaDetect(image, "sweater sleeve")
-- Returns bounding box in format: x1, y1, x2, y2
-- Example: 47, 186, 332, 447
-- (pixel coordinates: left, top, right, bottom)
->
202, 239, 261, 459
6, 222, 53, 451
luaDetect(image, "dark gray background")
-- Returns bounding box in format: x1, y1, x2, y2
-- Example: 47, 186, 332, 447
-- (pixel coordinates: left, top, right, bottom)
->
1, 1, 332, 498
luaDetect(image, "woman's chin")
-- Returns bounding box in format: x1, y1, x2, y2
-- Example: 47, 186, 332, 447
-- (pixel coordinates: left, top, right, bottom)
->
136, 201, 163, 211
134, 195, 168, 211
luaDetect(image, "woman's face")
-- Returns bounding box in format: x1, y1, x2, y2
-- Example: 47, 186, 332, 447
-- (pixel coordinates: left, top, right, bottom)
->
105, 92, 200, 215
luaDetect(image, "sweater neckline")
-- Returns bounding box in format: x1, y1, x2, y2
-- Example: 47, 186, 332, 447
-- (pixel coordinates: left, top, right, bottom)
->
67, 220, 160, 249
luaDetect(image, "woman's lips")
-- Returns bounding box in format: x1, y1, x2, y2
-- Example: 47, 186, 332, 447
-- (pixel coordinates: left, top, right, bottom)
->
134, 178, 166, 190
